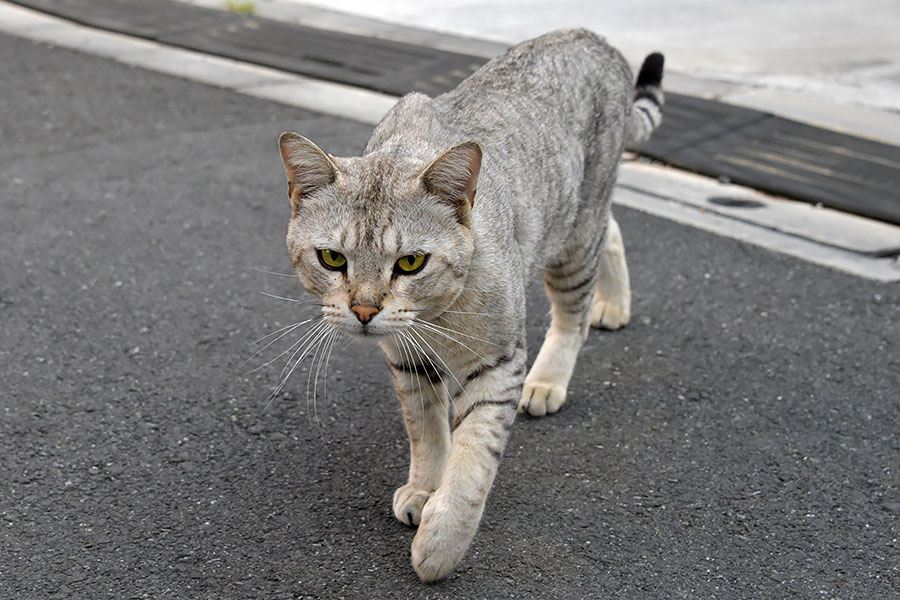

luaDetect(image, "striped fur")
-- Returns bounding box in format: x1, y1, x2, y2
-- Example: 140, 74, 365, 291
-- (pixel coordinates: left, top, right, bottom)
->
626, 52, 665, 148
277, 29, 664, 582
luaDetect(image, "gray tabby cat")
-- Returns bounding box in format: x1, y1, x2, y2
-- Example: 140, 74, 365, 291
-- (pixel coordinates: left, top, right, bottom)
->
276, 28, 664, 581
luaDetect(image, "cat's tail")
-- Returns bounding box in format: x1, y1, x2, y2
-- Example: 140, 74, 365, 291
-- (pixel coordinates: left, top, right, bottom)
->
625, 52, 665, 148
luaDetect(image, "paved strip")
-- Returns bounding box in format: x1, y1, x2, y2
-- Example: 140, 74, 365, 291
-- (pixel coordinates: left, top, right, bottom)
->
0, 1, 397, 125
1, 1, 897, 281
5, 0, 485, 97
8, 0, 900, 226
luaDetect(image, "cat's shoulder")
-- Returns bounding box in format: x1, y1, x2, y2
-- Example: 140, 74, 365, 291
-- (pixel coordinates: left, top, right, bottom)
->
366, 92, 442, 152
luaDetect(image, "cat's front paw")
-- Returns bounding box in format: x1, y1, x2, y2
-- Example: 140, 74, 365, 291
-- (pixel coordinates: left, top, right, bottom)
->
393, 483, 431, 526
590, 293, 630, 330
410, 493, 478, 582
518, 380, 567, 416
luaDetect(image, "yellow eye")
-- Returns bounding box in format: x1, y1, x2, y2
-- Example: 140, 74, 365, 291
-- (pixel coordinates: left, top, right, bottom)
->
395, 254, 427, 274
317, 249, 347, 270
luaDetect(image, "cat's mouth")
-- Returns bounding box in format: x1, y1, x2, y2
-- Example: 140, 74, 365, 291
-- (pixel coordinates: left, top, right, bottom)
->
337, 319, 397, 340
357, 325, 383, 338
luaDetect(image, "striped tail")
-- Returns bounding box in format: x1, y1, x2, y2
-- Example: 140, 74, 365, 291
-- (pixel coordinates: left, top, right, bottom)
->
626, 52, 665, 148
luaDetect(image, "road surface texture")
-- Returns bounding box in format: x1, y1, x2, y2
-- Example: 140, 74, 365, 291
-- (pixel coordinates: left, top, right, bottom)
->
1, 32, 897, 599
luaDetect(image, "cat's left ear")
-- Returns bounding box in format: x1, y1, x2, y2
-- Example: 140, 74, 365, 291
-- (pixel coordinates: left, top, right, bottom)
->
278, 131, 339, 216
421, 141, 482, 224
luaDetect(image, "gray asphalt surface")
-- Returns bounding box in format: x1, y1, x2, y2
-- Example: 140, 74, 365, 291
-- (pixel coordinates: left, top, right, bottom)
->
1, 33, 898, 600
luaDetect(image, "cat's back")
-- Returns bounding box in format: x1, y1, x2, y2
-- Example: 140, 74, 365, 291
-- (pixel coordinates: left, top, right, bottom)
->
460, 29, 628, 92
368, 29, 633, 158
441, 29, 633, 133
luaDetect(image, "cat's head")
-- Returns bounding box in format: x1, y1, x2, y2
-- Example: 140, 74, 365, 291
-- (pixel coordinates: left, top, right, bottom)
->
277, 132, 481, 339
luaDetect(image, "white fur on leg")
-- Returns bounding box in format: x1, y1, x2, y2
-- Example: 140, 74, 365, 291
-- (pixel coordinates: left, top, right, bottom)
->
411, 485, 482, 582
591, 216, 631, 330
393, 484, 432, 526
384, 339, 452, 528
519, 312, 588, 417
410, 404, 512, 582
392, 404, 449, 526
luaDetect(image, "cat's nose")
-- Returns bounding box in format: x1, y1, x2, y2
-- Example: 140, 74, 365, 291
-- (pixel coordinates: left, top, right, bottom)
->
351, 303, 380, 323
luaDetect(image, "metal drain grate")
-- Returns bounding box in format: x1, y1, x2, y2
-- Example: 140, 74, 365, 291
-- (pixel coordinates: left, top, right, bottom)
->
639, 94, 900, 225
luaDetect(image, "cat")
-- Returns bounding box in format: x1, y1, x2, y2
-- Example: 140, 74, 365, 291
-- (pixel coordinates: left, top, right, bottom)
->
276, 28, 664, 582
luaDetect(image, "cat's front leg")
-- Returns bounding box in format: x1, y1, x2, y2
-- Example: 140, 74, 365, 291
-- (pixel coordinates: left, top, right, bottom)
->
384, 342, 451, 527
411, 344, 524, 581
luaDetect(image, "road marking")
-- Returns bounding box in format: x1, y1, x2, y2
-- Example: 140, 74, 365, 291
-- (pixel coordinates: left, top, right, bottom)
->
2, 0, 897, 281
617, 164, 900, 282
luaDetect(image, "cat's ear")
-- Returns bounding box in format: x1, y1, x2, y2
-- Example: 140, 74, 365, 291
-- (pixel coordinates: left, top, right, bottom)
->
278, 131, 338, 215
421, 141, 482, 223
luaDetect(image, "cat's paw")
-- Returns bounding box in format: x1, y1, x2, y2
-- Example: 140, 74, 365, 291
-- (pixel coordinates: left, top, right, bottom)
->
410, 494, 476, 582
393, 483, 431, 526
590, 293, 630, 330
518, 380, 567, 417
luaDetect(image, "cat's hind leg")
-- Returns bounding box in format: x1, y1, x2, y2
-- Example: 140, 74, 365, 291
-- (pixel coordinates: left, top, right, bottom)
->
590, 216, 631, 330
520, 232, 603, 417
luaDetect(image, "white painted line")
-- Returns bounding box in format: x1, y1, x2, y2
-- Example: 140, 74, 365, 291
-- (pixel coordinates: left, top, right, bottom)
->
2, 0, 897, 281
618, 162, 900, 257
614, 168, 900, 282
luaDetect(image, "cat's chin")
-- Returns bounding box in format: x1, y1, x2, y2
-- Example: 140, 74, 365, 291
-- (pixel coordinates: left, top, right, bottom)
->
341, 324, 395, 341
354, 329, 389, 340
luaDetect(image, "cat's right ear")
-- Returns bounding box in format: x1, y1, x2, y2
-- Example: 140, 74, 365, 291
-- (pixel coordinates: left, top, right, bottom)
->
421, 141, 482, 225
278, 132, 338, 216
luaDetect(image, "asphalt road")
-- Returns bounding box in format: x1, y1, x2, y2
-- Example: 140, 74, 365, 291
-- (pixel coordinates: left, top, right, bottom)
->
1, 33, 898, 600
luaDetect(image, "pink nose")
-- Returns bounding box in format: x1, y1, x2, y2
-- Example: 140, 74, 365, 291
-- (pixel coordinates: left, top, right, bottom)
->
351, 304, 380, 323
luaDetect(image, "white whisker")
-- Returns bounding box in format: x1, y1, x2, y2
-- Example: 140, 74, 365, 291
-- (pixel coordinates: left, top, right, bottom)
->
413, 319, 494, 364
259, 290, 321, 305
307, 327, 335, 440
410, 321, 454, 353
261, 321, 333, 415
395, 332, 425, 441
240, 320, 308, 371
249, 316, 318, 346
416, 324, 490, 365
405, 331, 453, 421
321, 329, 339, 435
246, 319, 326, 376
439, 309, 506, 317
407, 326, 469, 423
415, 317, 505, 348
281, 320, 330, 382
254, 267, 297, 278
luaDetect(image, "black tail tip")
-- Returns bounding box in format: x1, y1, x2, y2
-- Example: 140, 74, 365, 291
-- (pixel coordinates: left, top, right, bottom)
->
636, 52, 664, 88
